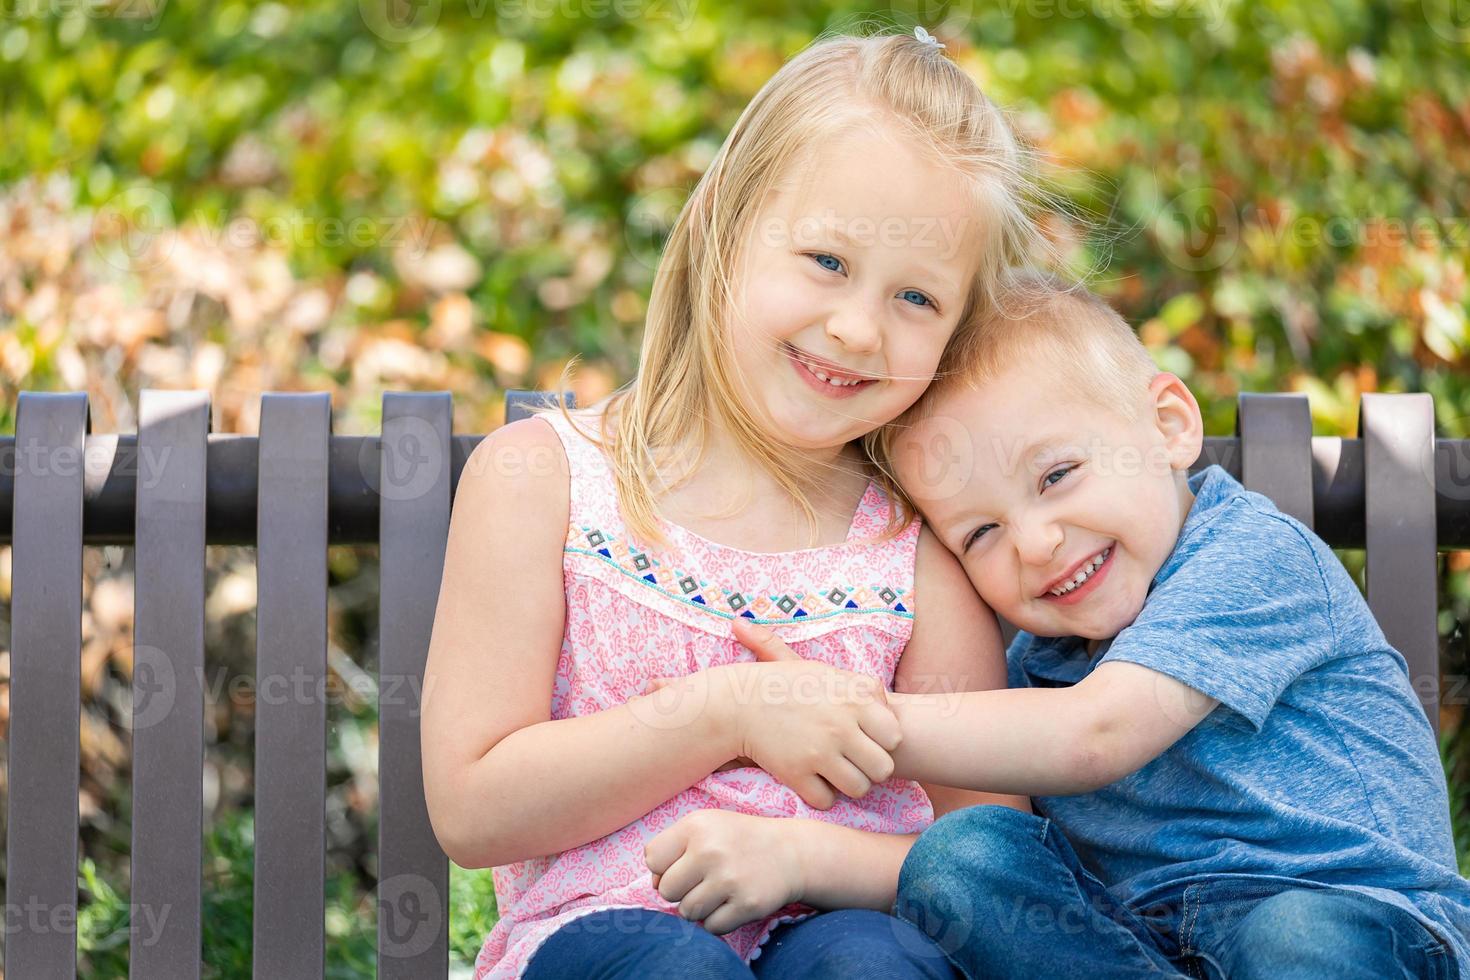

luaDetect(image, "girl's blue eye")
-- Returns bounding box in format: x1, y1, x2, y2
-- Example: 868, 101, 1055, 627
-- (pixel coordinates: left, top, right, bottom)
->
963, 523, 996, 552
806, 254, 938, 311
1043, 465, 1075, 489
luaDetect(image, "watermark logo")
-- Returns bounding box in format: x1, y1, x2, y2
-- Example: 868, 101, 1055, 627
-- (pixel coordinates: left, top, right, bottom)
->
497, 0, 699, 28
893, 877, 974, 957
895, 414, 975, 504
893, 0, 1229, 33
360, 414, 445, 502
132, 644, 178, 731
1423, 418, 1470, 504
358, 0, 440, 43
1423, 0, 1470, 42
627, 673, 713, 731
4, 895, 172, 947
91, 186, 174, 273
624, 186, 690, 274
1151, 668, 1220, 729
0, 0, 167, 30
377, 873, 443, 958
3, 436, 171, 487
757, 208, 974, 263
1154, 187, 1239, 272
889, 0, 974, 33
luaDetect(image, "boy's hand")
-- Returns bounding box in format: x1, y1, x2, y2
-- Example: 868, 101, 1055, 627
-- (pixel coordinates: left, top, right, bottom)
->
645, 810, 805, 935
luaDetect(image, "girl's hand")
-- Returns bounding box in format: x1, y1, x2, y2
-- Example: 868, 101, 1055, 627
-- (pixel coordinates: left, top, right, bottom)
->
645, 810, 805, 935
642, 622, 902, 808
713, 755, 756, 773
721, 619, 902, 809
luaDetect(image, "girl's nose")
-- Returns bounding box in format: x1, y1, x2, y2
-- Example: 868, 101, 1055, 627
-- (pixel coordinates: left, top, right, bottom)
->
824, 303, 882, 354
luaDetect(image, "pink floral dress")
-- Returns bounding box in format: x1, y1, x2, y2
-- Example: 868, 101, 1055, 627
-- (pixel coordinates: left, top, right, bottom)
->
473, 408, 933, 979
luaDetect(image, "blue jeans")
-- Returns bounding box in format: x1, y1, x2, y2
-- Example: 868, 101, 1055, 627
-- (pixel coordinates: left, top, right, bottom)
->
522, 906, 961, 979
893, 804, 1457, 980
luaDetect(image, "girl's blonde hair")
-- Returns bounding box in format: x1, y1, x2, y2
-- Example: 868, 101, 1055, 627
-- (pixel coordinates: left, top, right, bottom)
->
551, 25, 1053, 550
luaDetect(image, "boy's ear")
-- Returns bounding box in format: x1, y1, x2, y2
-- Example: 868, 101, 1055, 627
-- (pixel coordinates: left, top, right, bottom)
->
1147, 373, 1204, 472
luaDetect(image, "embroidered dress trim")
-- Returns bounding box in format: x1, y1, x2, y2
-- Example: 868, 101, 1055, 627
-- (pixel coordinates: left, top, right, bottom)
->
566, 522, 912, 626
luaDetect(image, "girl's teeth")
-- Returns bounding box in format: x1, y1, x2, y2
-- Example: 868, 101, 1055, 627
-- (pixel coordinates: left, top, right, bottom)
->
809, 365, 862, 387
1050, 547, 1111, 596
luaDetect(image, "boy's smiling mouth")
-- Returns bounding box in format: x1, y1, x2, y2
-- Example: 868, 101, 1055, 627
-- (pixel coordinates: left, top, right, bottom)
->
1039, 545, 1114, 603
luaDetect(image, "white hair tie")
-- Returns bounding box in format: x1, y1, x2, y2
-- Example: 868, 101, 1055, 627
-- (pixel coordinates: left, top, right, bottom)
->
914, 26, 945, 50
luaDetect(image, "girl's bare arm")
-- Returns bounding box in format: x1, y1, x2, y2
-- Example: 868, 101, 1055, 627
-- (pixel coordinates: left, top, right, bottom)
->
420, 418, 739, 869
421, 418, 904, 869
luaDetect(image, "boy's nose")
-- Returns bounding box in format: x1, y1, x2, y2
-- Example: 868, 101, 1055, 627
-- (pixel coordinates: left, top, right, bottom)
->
1014, 519, 1063, 567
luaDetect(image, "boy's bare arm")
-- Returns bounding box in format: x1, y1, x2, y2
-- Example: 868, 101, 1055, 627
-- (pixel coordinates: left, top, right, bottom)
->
888, 661, 1220, 795
734, 578, 1220, 797
897, 527, 1031, 814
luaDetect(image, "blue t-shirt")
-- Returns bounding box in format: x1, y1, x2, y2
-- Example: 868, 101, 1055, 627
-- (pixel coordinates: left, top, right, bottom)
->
1008, 464, 1470, 964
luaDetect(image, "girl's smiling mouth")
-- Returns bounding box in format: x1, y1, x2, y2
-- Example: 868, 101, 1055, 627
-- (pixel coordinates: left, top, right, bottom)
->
784, 343, 878, 399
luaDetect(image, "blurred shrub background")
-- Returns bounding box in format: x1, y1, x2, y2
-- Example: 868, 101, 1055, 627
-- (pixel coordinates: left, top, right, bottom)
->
0, 0, 1467, 975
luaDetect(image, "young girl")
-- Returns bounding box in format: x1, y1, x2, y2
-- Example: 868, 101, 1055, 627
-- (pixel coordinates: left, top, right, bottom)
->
421, 27, 1046, 979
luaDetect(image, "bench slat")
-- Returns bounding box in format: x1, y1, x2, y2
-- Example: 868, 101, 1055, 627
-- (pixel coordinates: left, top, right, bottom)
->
505, 389, 574, 424
1237, 393, 1315, 529
6, 392, 88, 979
131, 390, 210, 979
377, 393, 452, 977
253, 393, 331, 978
1360, 393, 1440, 735
6, 431, 1470, 549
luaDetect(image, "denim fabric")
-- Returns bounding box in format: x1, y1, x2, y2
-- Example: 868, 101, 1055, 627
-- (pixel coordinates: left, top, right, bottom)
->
754, 908, 960, 979
522, 907, 749, 980
523, 905, 961, 979
895, 805, 1454, 980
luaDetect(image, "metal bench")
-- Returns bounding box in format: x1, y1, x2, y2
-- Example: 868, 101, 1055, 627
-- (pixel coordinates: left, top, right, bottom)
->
1, 388, 1466, 977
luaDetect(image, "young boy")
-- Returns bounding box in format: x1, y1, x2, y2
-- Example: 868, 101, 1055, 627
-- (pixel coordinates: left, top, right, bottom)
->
735, 275, 1470, 978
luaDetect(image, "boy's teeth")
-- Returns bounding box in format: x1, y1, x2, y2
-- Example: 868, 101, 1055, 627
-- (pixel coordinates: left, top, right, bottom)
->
1050, 547, 1111, 596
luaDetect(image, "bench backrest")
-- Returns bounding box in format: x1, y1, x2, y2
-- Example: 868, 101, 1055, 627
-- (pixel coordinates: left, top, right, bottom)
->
1, 388, 1465, 977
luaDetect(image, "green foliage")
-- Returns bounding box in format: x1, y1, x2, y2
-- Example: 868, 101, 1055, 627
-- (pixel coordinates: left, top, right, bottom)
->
200, 810, 256, 977
73, 809, 489, 977
76, 856, 132, 977
1445, 730, 1470, 878
3, 1, 1466, 425
3, 0, 1468, 972
450, 865, 501, 969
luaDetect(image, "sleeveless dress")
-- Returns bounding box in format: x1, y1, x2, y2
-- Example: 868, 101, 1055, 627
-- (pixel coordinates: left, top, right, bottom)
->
473, 408, 934, 979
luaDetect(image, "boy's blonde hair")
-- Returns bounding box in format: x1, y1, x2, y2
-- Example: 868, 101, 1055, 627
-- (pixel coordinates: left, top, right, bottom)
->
866, 271, 1161, 523
550, 25, 1051, 550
